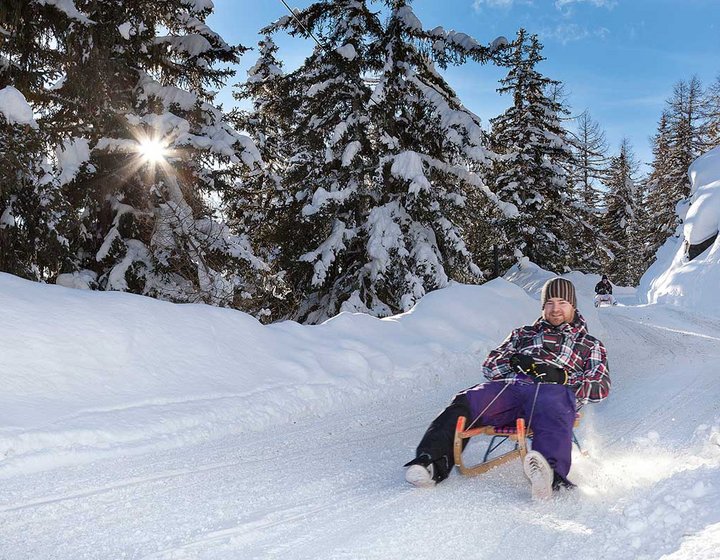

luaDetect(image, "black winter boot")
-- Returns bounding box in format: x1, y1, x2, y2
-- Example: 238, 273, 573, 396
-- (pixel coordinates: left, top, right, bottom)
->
552, 471, 577, 491
404, 453, 451, 487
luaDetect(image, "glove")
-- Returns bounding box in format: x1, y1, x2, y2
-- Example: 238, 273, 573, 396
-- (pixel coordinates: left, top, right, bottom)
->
532, 362, 568, 385
509, 353, 567, 385
509, 353, 535, 373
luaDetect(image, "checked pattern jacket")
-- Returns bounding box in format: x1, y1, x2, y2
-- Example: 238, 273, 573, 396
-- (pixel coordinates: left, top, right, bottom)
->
481, 311, 610, 405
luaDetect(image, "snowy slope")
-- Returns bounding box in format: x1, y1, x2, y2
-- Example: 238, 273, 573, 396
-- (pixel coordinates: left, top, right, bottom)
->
0, 271, 539, 475
2, 269, 720, 560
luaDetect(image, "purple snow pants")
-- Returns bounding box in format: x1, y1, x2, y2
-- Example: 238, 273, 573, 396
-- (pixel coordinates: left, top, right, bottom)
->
416, 377, 577, 480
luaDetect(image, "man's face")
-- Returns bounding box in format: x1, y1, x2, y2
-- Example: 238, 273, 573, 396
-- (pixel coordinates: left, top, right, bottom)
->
543, 297, 575, 326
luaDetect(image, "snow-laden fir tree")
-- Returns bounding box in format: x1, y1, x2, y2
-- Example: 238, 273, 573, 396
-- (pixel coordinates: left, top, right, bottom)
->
489, 29, 577, 273
236, 0, 511, 322
643, 112, 675, 261
360, 0, 513, 317
604, 139, 642, 285
244, 1, 385, 323
0, 87, 74, 280
230, 34, 293, 319
4, 0, 267, 308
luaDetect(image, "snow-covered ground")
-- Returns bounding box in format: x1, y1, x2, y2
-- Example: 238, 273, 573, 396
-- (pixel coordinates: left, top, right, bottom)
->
2, 147, 720, 559
2, 264, 720, 560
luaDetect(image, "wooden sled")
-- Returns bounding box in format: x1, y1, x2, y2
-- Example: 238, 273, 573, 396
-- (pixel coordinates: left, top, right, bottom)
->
453, 415, 582, 476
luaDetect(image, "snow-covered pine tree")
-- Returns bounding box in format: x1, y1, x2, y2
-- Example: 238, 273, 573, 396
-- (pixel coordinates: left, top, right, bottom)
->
238, 0, 509, 322
643, 112, 676, 260
489, 29, 577, 273
229, 34, 294, 319
0, 87, 75, 280
359, 0, 511, 316
7, 0, 266, 307
0, 3, 82, 281
241, 1, 385, 323
604, 139, 642, 285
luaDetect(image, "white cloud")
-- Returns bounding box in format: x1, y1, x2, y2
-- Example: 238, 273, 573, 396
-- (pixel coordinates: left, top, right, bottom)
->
555, 0, 617, 8
540, 23, 610, 44
472, 0, 531, 11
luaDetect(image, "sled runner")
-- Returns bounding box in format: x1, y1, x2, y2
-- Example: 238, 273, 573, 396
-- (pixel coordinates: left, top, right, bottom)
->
453, 415, 581, 476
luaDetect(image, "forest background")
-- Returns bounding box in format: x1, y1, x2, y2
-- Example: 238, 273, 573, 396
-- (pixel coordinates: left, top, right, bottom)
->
1, 0, 718, 324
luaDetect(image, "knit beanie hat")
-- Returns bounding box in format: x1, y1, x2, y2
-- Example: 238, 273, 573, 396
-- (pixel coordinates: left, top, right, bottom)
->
541, 277, 576, 308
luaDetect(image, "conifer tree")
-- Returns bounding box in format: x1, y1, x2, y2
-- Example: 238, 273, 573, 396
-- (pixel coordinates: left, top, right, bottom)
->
571, 111, 608, 208
665, 77, 705, 203
703, 74, 720, 149
0, 87, 74, 279
604, 139, 642, 284
231, 34, 291, 240
643, 77, 707, 268
565, 110, 614, 273
3, 0, 267, 308
0, 2, 83, 281
248, 0, 385, 323
357, 0, 510, 317
643, 112, 676, 259
489, 29, 577, 272
229, 35, 294, 318
237, 0, 509, 322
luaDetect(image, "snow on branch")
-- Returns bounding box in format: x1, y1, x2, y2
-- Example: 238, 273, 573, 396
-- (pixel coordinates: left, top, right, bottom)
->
56, 138, 91, 185
34, 0, 94, 24
390, 151, 432, 194
0, 87, 37, 128
153, 35, 213, 58
139, 75, 198, 111
300, 220, 356, 286
366, 202, 409, 280
395, 6, 423, 32
421, 154, 519, 219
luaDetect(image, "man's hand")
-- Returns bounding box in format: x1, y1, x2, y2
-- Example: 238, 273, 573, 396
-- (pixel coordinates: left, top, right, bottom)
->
509, 353, 535, 373
509, 353, 567, 384
532, 363, 568, 385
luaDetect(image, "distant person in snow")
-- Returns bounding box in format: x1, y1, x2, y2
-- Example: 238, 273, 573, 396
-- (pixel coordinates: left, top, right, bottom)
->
404, 277, 610, 499
594, 275, 616, 307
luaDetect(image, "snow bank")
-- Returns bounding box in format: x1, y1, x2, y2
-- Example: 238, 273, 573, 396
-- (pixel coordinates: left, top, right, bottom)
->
0, 272, 538, 473
639, 146, 720, 316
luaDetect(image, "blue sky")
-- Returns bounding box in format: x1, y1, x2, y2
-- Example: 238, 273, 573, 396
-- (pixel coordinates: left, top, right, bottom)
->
207, 0, 719, 172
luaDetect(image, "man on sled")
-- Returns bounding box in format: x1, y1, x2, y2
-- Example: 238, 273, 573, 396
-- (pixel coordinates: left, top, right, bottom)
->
404, 277, 610, 499
594, 274, 617, 307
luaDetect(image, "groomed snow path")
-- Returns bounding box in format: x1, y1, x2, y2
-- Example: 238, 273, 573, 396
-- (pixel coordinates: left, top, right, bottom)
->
3, 303, 720, 560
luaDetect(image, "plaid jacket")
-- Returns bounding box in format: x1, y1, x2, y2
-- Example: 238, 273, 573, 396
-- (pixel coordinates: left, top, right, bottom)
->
482, 311, 610, 404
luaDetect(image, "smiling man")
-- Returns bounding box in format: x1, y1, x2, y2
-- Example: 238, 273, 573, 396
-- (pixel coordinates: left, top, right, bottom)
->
404, 277, 610, 499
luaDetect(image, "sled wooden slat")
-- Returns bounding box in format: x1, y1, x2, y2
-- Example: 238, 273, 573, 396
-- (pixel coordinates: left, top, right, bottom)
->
453, 415, 581, 476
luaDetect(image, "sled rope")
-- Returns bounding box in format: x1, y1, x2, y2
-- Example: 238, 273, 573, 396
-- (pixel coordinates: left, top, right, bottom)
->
525, 380, 542, 432
466, 376, 542, 433
466, 380, 512, 430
